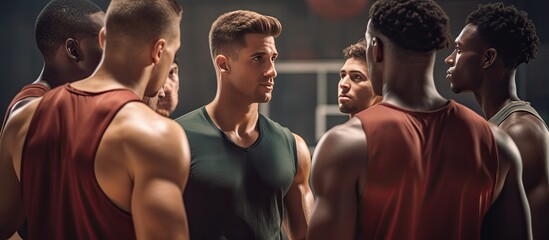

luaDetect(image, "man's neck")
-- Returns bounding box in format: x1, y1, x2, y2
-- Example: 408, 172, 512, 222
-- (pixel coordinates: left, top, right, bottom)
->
382, 58, 447, 111
37, 65, 68, 89
91, 56, 152, 97
475, 71, 519, 119
206, 97, 259, 134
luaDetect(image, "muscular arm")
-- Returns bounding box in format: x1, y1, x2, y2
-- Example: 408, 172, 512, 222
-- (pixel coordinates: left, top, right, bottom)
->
307, 118, 366, 240
501, 114, 549, 240
482, 125, 532, 240
0, 101, 39, 239
117, 104, 190, 240
0, 125, 25, 239
283, 134, 314, 240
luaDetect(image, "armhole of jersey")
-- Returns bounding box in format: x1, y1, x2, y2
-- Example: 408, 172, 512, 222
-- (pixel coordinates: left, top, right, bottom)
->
487, 123, 500, 205
91, 98, 144, 217
289, 131, 298, 177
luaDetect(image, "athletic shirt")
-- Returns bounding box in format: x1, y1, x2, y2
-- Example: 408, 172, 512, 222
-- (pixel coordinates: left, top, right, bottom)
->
22, 84, 140, 239
355, 100, 499, 240
175, 107, 298, 240
1, 83, 49, 133
489, 100, 549, 130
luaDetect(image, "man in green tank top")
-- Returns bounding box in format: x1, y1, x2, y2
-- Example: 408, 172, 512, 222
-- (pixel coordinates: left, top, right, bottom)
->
445, 3, 549, 239
174, 10, 313, 240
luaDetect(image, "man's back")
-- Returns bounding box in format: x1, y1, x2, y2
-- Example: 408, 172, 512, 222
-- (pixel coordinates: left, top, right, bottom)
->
355, 100, 498, 239
0, 83, 190, 239
1, 0, 189, 238
22, 85, 138, 239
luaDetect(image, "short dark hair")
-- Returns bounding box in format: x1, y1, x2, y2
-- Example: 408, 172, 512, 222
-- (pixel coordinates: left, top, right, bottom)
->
209, 10, 282, 59
369, 0, 451, 52
106, 0, 182, 46
343, 39, 367, 60
35, 0, 103, 58
466, 3, 539, 68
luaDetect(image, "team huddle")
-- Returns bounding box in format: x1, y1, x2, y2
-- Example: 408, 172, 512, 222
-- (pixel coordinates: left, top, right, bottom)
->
0, 0, 547, 239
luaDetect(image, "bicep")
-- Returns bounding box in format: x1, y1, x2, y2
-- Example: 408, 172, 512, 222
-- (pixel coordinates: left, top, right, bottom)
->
504, 121, 549, 189
283, 134, 314, 239
131, 172, 188, 239
308, 126, 364, 240
483, 126, 532, 240
130, 123, 190, 239
0, 116, 26, 238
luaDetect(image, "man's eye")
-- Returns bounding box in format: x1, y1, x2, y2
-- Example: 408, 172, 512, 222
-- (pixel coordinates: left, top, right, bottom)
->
170, 67, 178, 76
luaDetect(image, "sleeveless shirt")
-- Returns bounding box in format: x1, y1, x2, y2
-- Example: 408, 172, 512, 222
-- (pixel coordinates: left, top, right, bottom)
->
355, 100, 499, 240
489, 100, 548, 130
175, 107, 297, 240
2, 83, 49, 133
22, 84, 140, 239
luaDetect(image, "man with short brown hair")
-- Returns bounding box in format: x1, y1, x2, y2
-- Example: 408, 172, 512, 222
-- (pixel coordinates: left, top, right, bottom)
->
0, 0, 190, 239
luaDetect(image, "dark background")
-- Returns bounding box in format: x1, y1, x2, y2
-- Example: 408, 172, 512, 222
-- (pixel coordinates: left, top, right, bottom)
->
1, 0, 547, 147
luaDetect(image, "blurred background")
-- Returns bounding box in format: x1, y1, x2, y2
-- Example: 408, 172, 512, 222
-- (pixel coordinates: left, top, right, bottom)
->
0, 0, 547, 148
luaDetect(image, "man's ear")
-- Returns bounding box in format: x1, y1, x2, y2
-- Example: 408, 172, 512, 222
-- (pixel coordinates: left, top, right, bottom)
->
215, 55, 230, 73
152, 39, 166, 65
372, 37, 383, 63
98, 27, 106, 49
483, 48, 497, 69
65, 38, 80, 62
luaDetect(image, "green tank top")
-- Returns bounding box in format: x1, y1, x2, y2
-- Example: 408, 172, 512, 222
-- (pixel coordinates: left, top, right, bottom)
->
175, 107, 297, 240
488, 100, 548, 130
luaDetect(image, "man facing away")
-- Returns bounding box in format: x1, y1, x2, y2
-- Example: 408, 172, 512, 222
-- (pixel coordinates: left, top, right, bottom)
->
0, 0, 190, 239
445, 3, 548, 239
338, 39, 382, 118
175, 10, 314, 240
2, 1, 104, 238
1, 0, 105, 133
308, 0, 531, 239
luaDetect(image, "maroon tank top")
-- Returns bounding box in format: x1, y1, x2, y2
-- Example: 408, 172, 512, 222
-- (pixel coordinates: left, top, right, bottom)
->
21, 84, 140, 239
2, 83, 49, 133
355, 100, 499, 240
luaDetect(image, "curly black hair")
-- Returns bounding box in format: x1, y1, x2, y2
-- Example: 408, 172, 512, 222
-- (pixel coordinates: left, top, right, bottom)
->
466, 3, 539, 68
35, 0, 103, 58
369, 0, 451, 52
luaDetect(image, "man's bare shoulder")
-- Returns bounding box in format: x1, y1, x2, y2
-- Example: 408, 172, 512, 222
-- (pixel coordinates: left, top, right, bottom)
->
313, 118, 367, 171
2, 98, 42, 139
9, 97, 39, 117
291, 133, 310, 161
501, 112, 549, 141
105, 101, 187, 153
321, 117, 365, 150
489, 124, 521, 166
